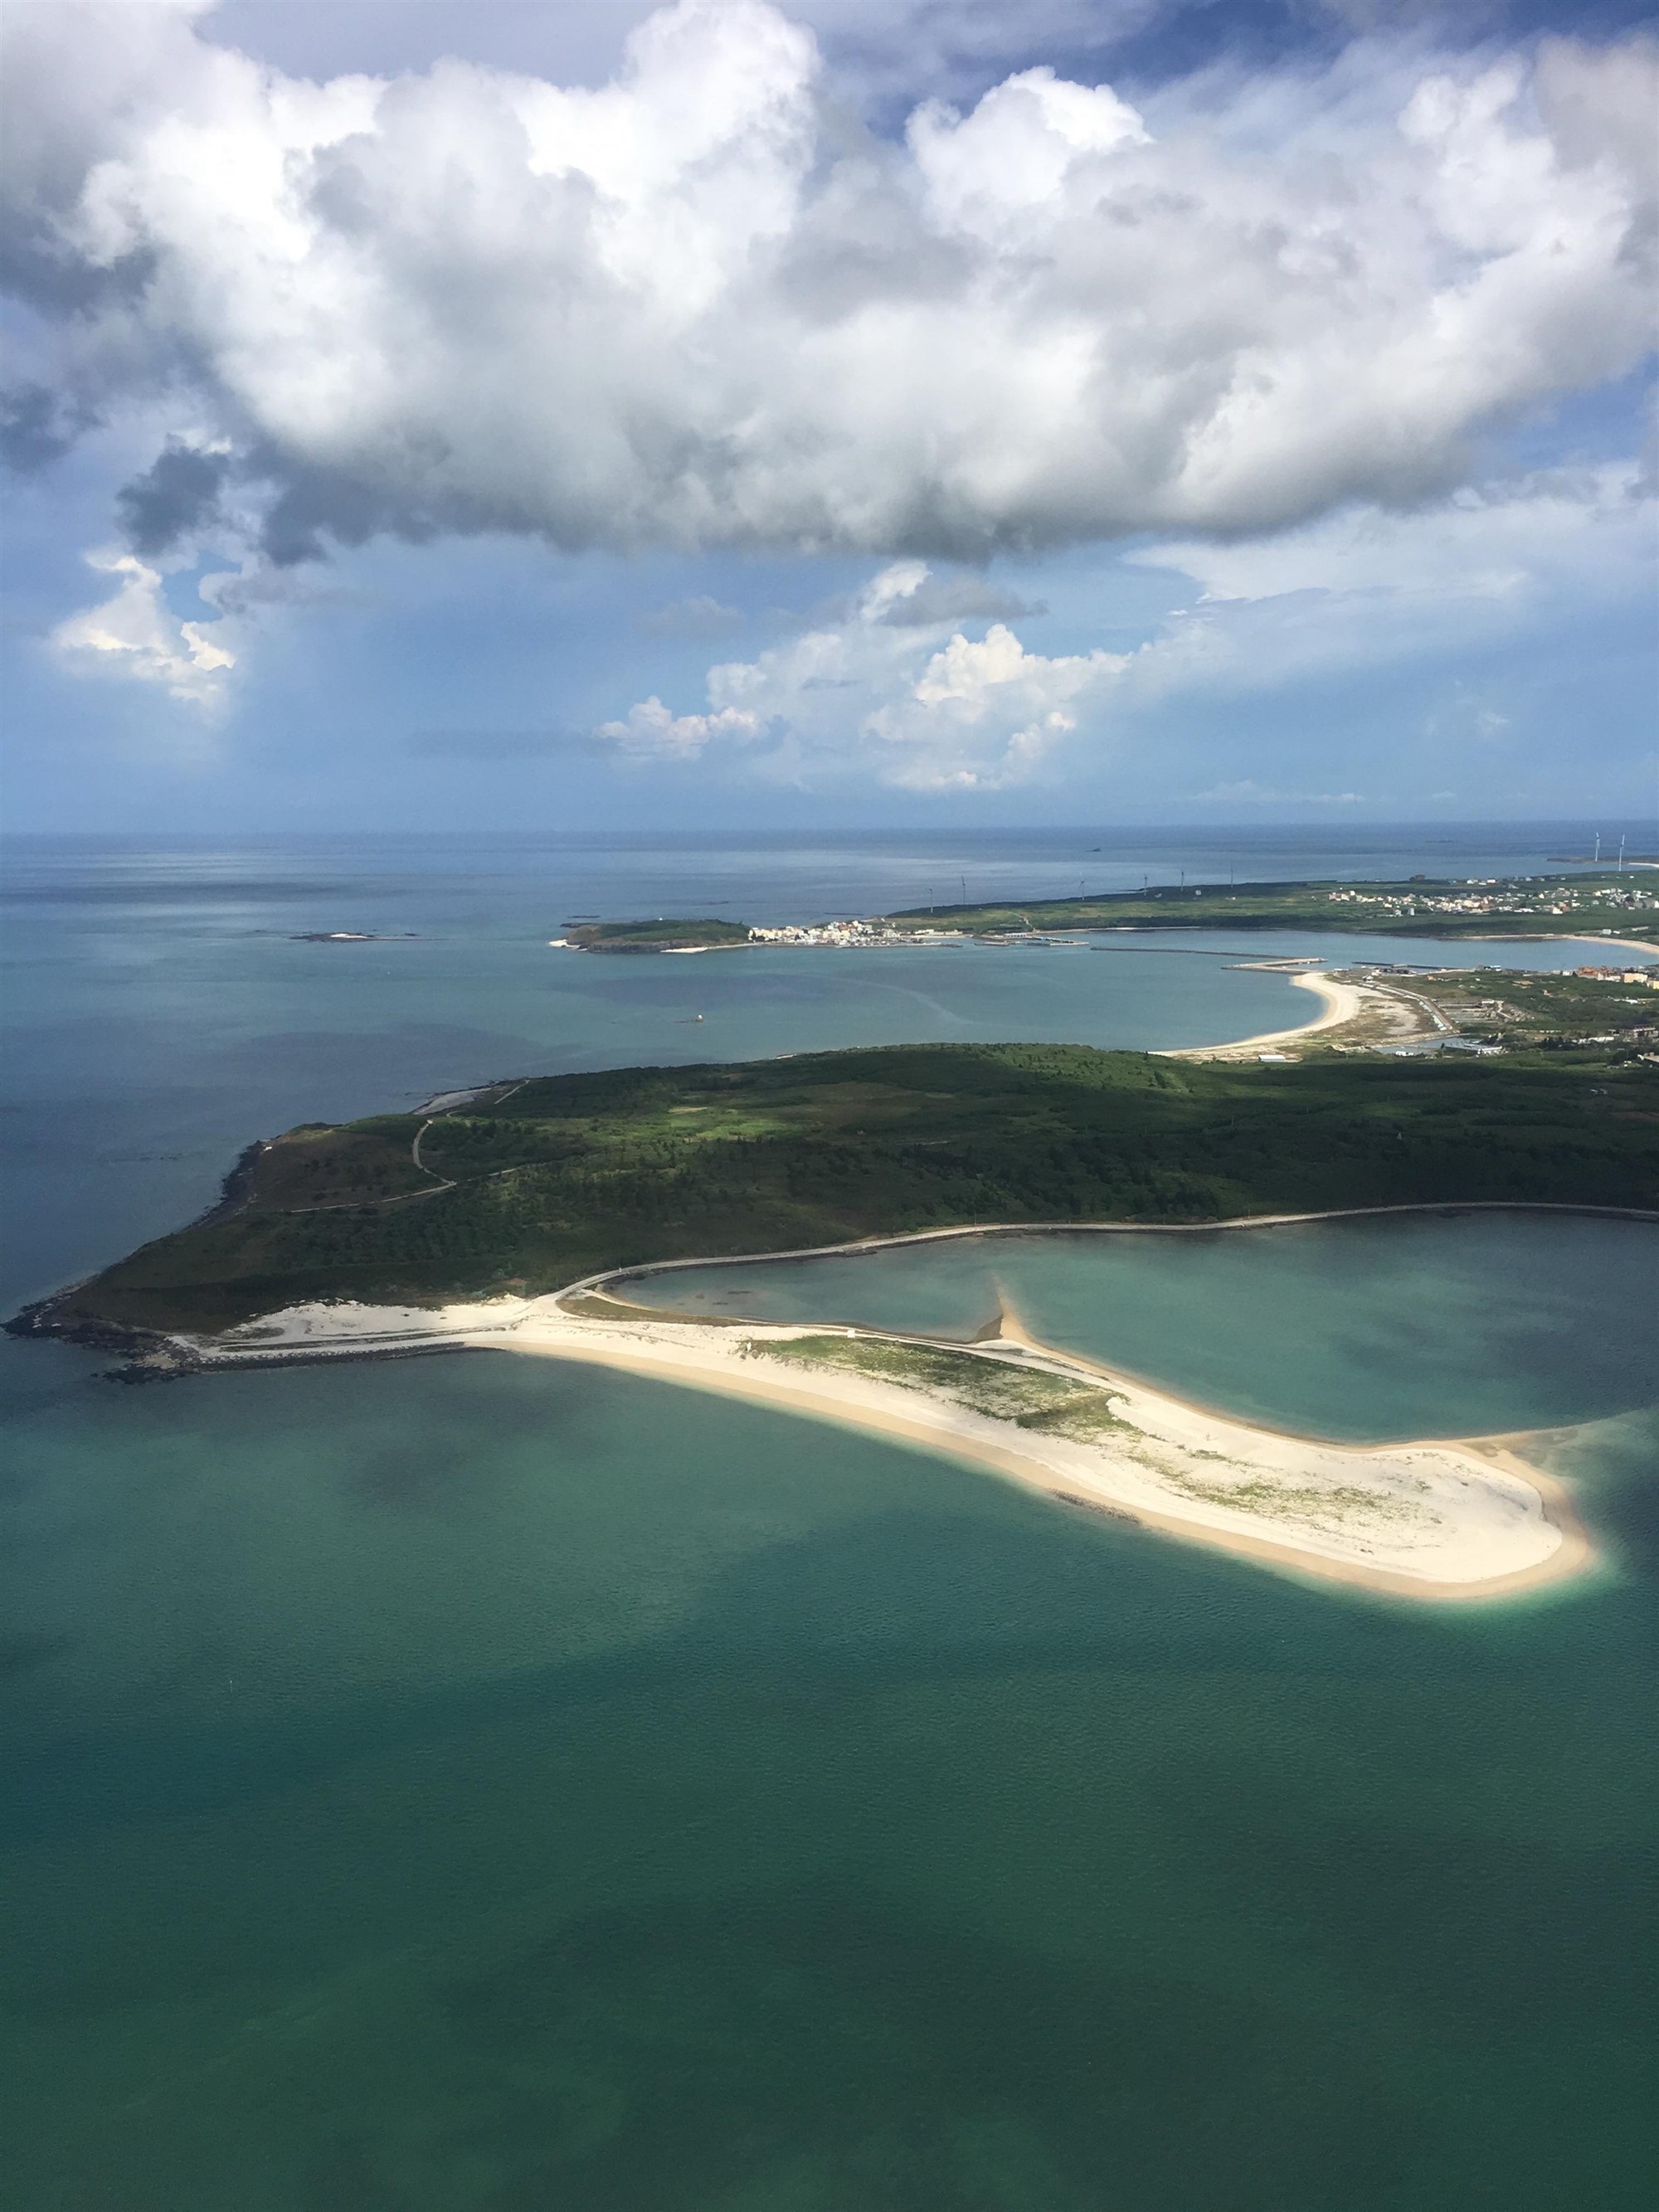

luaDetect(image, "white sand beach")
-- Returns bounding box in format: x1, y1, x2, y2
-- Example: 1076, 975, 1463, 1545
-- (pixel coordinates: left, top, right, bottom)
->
1165, 969, 1371, 1060
187, 1284, 1589, 1603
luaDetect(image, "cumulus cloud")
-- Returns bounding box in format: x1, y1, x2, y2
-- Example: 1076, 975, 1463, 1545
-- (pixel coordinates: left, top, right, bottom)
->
51, 551, 236, 703
603, 464, 1655, 785
3, 0, 1653, 587
598, 559, 1123, 785
596, 697, 767, 761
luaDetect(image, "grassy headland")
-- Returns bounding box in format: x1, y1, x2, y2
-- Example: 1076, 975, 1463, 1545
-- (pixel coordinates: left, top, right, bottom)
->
25, 1042, 1657, 1338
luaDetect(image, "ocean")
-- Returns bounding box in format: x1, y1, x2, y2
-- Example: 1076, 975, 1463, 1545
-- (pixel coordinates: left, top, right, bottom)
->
2, 827, 1656, 2210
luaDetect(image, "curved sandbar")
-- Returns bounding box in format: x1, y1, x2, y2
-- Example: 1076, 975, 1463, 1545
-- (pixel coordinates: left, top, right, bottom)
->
182, 1256, 1597, 1604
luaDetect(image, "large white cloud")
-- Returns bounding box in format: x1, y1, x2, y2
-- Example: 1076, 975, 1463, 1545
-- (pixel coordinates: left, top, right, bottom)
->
604, 463, 1653, 785
4, 0, 1654, 575
51, 549, 236, 705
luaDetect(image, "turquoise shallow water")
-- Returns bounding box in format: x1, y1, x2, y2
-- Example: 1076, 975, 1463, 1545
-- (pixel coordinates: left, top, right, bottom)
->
4, 1336, 1657, 2210
620, 1211, 1659, 1441
3, 832, 1657, 2209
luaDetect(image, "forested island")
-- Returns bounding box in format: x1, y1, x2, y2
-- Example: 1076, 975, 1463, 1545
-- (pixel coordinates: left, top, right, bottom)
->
17, 1040, 1655, 1343
560, 917, 753, 952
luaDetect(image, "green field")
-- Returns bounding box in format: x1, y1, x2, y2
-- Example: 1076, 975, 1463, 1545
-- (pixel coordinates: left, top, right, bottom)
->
28, 1043, 1657, 1337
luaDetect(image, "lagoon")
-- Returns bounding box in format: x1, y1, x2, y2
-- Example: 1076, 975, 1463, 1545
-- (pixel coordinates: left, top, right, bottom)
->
619, 1210, 1659, 1441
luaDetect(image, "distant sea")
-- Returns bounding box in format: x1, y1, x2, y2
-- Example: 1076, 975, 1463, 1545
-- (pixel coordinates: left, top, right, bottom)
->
2, 826, 1657, 2210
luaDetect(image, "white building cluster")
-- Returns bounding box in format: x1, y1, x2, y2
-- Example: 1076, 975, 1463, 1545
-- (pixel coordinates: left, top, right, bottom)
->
747, 919, 912, 947
1323, 882, 1657, 921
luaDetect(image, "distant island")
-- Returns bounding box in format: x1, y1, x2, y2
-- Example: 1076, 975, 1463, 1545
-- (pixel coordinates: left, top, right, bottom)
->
553, 868, 1659, 952
557, 917, 754, 953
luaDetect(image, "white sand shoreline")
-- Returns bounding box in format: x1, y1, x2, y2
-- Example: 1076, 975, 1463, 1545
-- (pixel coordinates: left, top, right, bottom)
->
179, 1271, 1598, 1606
1159, 935, 1658, 1062
1161, 968, 1366, 1059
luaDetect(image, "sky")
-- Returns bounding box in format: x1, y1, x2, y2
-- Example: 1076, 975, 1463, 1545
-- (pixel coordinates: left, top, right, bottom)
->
1, 0, 1655, 833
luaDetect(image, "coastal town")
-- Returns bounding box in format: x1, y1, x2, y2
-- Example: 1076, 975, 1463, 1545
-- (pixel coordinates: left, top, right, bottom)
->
1320, 880, 1658, 922
744, 916, 920, 947
559, 868, 1659, 956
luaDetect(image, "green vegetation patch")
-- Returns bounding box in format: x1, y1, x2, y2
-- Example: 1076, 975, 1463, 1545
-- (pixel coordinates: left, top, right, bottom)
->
1151, 1463, 1430, 1532
566, 918, 752, 953
752, 1334, 1130, 1437
42, 1041, 1658, 1335
1413, 968, 1659, 1049
244, 1121, 437, 1210
886, 870, 1659, 945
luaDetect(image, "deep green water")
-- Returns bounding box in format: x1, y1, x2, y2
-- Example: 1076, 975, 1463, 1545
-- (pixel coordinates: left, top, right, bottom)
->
3, 834, 1657, 2209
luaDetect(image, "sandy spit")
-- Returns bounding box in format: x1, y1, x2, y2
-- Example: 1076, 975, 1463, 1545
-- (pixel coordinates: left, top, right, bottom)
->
189, 1291, 1593, 1606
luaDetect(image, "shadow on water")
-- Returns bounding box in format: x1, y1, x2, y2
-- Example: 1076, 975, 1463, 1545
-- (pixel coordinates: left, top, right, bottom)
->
306, 1806, 1653, 2210
5, 1420, 1647, 1860
0, 1631, 75, 1682
0, 1503, 1198, 1852
421, 1877, 1409, 2212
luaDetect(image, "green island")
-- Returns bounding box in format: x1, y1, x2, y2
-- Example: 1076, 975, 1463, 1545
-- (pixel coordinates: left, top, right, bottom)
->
561, 916, 753, 952
554, 869, 1659, 951
882, 867, 1658, 941
19, 1037, 1655, 1341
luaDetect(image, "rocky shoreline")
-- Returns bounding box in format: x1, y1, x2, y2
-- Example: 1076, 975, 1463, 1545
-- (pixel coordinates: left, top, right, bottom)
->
2, 1292, 200, 1381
